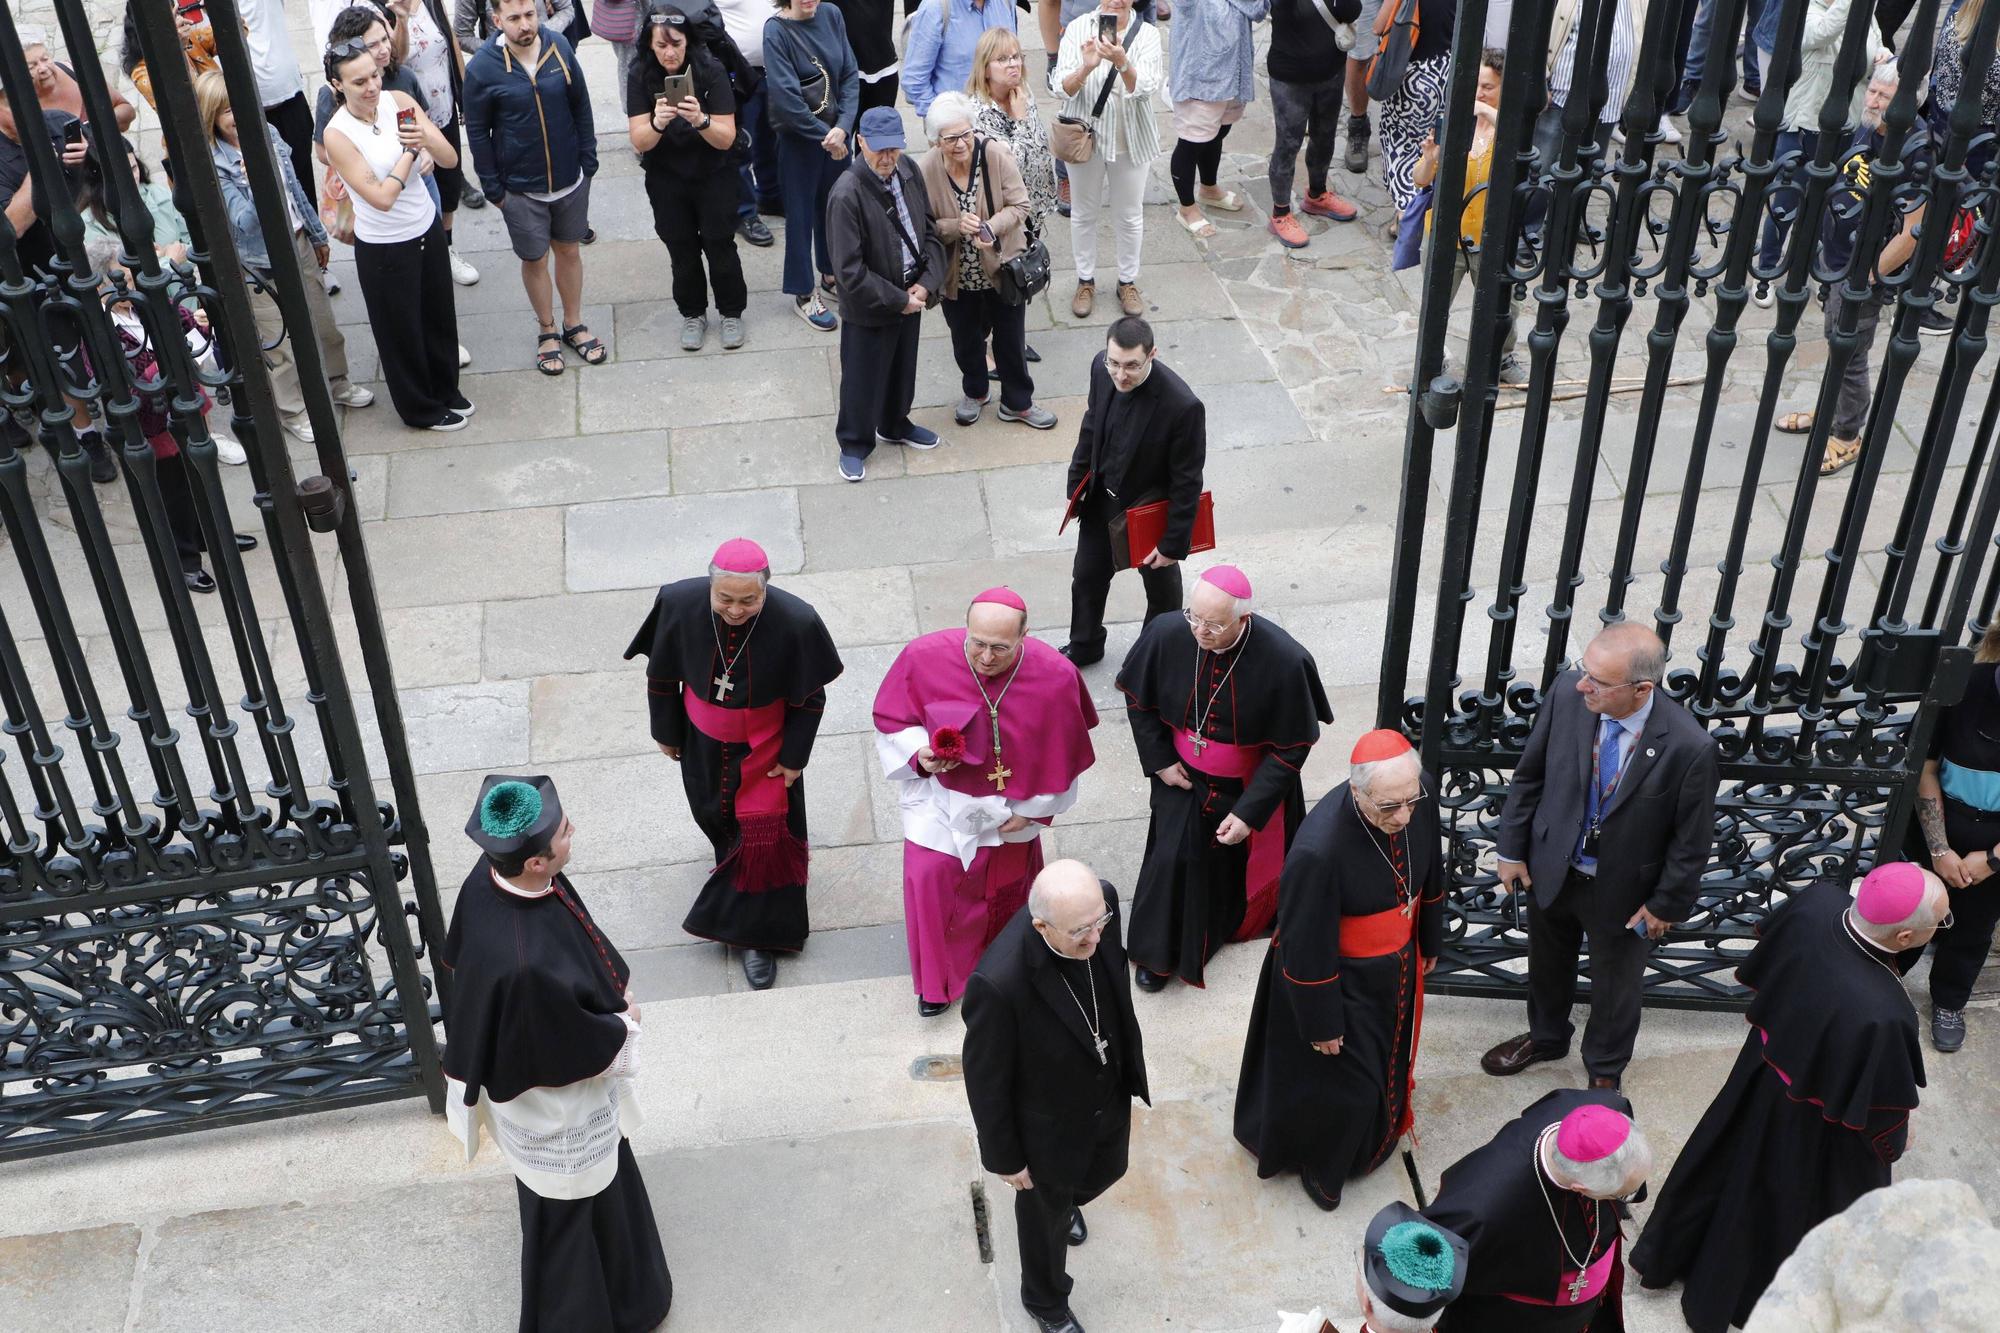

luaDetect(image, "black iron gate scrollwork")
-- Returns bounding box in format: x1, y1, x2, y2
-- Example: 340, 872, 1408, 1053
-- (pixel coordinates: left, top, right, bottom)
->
0, 0, 447, 1155
1381, 0, 2000, 1005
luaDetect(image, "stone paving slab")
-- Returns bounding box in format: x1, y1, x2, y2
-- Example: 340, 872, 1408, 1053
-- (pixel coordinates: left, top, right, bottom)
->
565, 489, 806, 591
0, 1224, 141, 1333
579, 347, 834, 434
384, 428, 672, 519
798, 470, 993, 571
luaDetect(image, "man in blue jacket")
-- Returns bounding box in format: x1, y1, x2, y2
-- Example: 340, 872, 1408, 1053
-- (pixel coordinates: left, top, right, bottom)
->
463, 0, 608, 374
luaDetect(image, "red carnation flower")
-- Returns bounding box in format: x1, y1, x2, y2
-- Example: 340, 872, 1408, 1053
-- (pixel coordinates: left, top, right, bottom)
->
930, 726, 967, 763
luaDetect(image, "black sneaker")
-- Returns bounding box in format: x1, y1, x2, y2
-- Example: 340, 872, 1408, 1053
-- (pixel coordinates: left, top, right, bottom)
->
1932, 1005, 1967, 1053
82, 434, 117, 483
1920, 306, 1954, 335
737, 214, 775, 247
877, 424, 940, 450
1344, 113, 1371, 174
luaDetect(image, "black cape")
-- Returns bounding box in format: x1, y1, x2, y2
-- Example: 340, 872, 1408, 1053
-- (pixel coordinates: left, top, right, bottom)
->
440, 858, 632, 1105
1117, 611, 1331, 985
1424, 1088, 1632, 1333
1629, 882, 1923, 1333
623, 579, 844, 951
1234, 781, 1444, 1191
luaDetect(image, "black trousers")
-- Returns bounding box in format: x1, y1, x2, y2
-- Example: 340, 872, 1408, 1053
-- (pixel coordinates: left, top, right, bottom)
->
1067, 496, 1183, 658
516, 1139, 673, 1333
835, 312, 921, 460
1931, 875, 2000, 1009
1015, 1103, 1130, 1320
646, 167, 748, 318
942, 287, 1031, 410
155, 451, 205, 573
352, 219, 461, 427
264, 92, 317, 211
1526, 867, 1653, 1081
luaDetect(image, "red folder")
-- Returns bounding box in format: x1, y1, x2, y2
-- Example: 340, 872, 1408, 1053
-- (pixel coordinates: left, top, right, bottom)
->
1112, 492, 1216, 570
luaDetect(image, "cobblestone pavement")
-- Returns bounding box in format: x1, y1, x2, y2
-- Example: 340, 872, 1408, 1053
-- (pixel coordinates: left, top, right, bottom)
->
2, 3, 1996, 1331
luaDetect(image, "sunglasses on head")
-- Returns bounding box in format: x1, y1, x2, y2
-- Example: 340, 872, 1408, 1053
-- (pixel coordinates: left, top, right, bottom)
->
326, 36, 371, 60
647, 8, 688, 25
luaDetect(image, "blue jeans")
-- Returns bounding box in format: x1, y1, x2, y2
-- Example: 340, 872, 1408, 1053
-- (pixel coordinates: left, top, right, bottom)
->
1684, 0, 1763, 90
1758, 128, 1817, 273
776, 132, 841, 296
737, 82, 780, 217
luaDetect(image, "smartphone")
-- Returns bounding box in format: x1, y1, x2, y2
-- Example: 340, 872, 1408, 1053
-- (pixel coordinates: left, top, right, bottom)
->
396, 106, 416, 134
978, 221, 996, 245
62, 120, 84, 148
1097, 13, 1117, 43
659, 72, 694, 106
176, 0, 205, 21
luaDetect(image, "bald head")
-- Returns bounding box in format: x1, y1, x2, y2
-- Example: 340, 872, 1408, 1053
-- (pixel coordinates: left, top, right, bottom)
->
1030, 859, 1112, 959
1577, 623, 1665, 719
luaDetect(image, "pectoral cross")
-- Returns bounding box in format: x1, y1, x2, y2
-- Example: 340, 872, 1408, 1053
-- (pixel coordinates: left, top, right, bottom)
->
712, 673, 734, 702
1399, 898, 1413, 919
986, 762, 1012, 791
1565, 1272, 1589, 1303
1092, 1034, 1107, 1065
1190, 734, 1208, 757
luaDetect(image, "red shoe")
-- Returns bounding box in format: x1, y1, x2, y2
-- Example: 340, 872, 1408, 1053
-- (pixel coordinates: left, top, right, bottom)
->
1300, 190, 1358, 221
1268, 212, 1309, 249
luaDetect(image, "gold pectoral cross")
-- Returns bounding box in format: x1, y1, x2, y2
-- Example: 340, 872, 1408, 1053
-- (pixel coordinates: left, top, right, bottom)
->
986, 762, 1012, 791
712, 673, 734, 701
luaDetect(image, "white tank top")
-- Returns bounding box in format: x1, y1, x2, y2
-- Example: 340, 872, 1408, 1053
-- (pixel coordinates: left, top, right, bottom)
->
328, 95, 437, 244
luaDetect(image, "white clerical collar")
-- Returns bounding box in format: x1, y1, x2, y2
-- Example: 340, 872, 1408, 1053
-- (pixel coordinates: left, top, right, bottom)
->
491, 867, 555, 900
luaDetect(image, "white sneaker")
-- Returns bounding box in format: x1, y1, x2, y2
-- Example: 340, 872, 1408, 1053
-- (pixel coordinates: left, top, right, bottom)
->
284, 413, 314, 444
320, 267, 340, 296
1610, 125, 1626, 146
212, 433, 247, 465
449, 247, 480, 286
330, 381, 374, 408
1658, 114, 1683, 146
458, 343, 471, 368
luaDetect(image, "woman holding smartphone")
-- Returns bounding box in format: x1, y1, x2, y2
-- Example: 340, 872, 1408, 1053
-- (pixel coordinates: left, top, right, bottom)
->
628, 5, 747, 351
323, 37, 472, 431
1051, 0, 1163, 319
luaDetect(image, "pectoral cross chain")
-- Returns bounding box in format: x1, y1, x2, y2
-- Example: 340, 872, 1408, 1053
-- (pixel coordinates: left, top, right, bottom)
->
712, 673, 734, 702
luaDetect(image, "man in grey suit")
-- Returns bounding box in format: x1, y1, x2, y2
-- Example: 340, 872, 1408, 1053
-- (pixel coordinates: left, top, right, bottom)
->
1480, 623, 1719, 1090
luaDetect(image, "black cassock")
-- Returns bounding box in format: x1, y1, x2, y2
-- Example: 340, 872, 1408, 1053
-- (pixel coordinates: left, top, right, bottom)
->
1117, 612, 1331, 986
441, 861, 673, 1333
1423, 1088, 1632, 1333
1630, 881, 1923, 1333
624, 579, 843, 952
1234, 780, 1443, 1192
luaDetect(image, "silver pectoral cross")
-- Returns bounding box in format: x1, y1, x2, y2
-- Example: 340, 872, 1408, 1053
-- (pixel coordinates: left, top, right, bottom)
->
1093, 1034, 1107, 1065
1191, 734, 1208, 757
712, 673, 734, 702
1565, 1272, 1589, 1303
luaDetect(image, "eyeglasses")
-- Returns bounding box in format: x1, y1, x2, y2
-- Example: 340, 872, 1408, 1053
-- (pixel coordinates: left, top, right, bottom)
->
991, 53, 1024, 64
1939, 910, 1956, 930
937, 129, 974, 146
1185, 610, 1235, 634
1060, 911, 1114, 941
647, 8, 688, 25
1360, 788, 1431, 816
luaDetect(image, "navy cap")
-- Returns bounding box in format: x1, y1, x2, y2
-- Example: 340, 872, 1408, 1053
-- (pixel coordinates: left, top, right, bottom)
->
856, 106, 906, 149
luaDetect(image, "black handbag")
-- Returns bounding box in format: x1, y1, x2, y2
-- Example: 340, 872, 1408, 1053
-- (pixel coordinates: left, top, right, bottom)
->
796, 54, 840, 127
978, 143, 1051, 306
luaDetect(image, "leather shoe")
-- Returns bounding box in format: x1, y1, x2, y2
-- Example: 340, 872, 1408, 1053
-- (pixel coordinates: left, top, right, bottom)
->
1300, 1169, 1341, 1212
1132, 965, 1169, 993
1029, 1310, 1085, 1333
1588, 1074, 1621, 1091
1059, 644, 1104, 667
918, 997, 950, 1017
1066, 1207, 1087, 1246
1481, 1032, 1568, 1076
741, 948, 776, 990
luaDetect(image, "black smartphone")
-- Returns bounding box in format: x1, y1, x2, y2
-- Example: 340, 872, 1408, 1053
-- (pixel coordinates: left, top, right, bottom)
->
62, 120, 84, 148
1097, 13, 1117, 43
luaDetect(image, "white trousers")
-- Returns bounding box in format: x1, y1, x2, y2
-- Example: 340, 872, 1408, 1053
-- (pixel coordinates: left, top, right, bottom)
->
1066, 151, 1149, 286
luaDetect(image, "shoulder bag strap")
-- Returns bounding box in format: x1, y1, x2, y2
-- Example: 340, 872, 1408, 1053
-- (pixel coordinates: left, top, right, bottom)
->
1304, 0, 1345, 35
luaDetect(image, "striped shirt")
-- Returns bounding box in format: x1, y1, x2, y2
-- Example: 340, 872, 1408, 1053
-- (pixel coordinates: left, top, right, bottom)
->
1548, 0, 1636, 125
1050, 10, 1164, 164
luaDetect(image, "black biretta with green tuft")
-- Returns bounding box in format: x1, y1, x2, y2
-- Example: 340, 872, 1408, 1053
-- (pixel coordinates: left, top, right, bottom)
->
1364, 1200, 1469, 1319
466, 773, 564, 861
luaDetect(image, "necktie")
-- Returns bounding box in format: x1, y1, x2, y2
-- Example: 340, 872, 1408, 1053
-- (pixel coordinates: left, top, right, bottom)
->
1596, 717, 1623, 812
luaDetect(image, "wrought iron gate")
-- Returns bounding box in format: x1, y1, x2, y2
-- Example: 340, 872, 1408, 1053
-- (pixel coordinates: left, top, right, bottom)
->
1381, 0, 2000, 1004
0, 0, 446, 1155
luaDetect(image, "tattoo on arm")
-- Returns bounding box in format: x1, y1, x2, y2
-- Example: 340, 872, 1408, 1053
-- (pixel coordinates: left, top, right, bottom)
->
1917, 794, 1950, 856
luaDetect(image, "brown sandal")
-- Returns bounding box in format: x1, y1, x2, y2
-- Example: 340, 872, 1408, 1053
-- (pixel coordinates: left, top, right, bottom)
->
1776, 410, 1815, 435
1820, 436, 1862, 476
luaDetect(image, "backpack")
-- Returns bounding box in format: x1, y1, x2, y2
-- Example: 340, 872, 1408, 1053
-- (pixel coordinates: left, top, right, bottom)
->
652, 0, 763, 100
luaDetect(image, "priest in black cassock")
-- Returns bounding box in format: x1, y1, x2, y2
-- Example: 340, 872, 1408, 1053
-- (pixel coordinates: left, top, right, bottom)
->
1422, 1091, 1652, 1332
1235, 729, 1443, 1212
440, 774, 672, 1333
1355, 1201, 1469, 1332
1117, 563, 1332, 990
1630, 863, 1942, 1333
623, 537, 844, 990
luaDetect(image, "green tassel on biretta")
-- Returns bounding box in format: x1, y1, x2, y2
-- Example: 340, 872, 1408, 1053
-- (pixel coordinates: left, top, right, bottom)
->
479, 780, 543, 838
1379, 1221, 1456, 1291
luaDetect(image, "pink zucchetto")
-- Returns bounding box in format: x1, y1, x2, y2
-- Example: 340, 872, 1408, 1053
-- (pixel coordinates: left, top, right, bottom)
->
711, 538, 769, 573
1555, 1105, 1632, 1164
972, 586, 1028, 611
1200, 565, 1253, 600
1855, 861, 1927, 925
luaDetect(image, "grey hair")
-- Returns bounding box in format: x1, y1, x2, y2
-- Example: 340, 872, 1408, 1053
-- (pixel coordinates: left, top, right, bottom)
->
1870, 55, 1901, 89
1594, 622, 1665, 685
1027, 876, 1054, 922
708, 562, 769, 585
1552, 1121, 1653, 1198
924, 91, 979, 141
1355, 1250, 1438, 1333
83, 236, 124, 280
1353, 749, 1421, 795
19, 25, 49, 49
1851, 885, 1948, 945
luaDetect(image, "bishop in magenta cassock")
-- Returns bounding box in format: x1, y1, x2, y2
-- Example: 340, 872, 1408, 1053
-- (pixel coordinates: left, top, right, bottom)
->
440, 774, 673, 1333
1630, 863, 1942, 1333
874, 587, 1099, 1017
1234, 730, 1443, 1212
623, 538, 844, 990
1118, 564, 1332, 990
1422, 1093, 1652, 1332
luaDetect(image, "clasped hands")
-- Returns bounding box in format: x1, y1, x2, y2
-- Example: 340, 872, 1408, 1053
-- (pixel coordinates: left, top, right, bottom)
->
1930, 846, 1996, 890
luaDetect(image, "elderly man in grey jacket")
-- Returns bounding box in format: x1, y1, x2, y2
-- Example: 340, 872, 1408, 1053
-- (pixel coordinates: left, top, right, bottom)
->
825, 105, 949, 483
